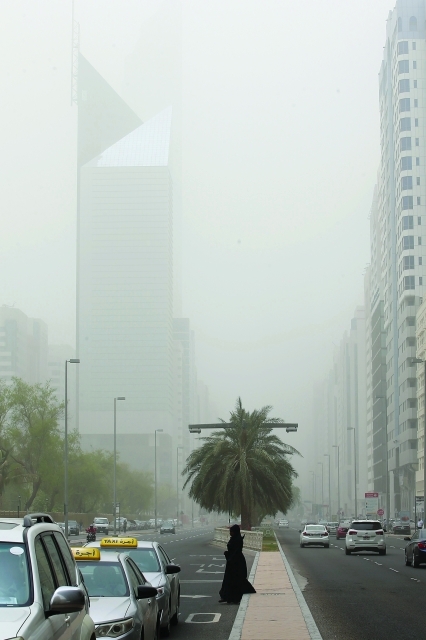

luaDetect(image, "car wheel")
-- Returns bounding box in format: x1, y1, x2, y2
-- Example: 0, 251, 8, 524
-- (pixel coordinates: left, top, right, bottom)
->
345, 548, 351, 555
171, 589, 180, 626
405, 552, 410, 566
300, 543, 304, 548
378, 549, 386, 556
412, 552, 420, 568
161, 601, 172, 637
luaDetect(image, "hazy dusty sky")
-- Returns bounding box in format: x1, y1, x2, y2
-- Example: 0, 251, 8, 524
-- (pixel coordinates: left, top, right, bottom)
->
0, 0, 394, 464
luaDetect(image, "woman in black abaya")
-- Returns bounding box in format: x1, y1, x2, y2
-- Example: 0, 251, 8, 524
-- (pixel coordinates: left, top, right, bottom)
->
219, 524, 256, 604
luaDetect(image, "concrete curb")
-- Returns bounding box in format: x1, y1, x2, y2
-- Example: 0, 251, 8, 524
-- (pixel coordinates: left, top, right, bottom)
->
276, 538, 323, 640
228, 551, 260, 640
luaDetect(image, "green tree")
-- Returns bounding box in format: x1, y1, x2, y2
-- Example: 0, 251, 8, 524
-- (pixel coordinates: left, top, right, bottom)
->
6, 379, 64, 510
116, 463, 153, 515
182, 398, 299, 530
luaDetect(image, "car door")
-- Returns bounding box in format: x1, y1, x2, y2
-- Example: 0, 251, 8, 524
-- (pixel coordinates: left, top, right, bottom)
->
126, 559, 155, 640
158, 546, 176, 614
31, 536, 68, 640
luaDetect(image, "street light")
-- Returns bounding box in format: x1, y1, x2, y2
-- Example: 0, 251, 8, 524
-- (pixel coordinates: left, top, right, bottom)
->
324, 454, 331, 520
18, 495, 21, 518
113, 397, 126, 536
318, 462, 324, 519
376, 395, 390, 523
332, 445, 341, 524
411, 357, 426, 520
347, 427, 357, 518
176, 446, 183, 526
189, 422, 298, 434
64, 358, 80, 539
155, 429, 164, 532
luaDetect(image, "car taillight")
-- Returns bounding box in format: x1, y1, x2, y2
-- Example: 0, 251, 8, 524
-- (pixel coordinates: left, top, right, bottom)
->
348, 530, 357, 535
418, 542, 426, 550
375, 530, 384, 536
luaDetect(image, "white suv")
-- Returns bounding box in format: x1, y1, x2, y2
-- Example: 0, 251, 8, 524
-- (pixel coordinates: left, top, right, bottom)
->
0, 512, 95, 640
345, 520, 386, 555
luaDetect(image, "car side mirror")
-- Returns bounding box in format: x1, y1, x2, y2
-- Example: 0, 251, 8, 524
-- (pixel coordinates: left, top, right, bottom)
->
165, 563, 181, 575
48, 587, 85, 616
137, 585, 158, 599
404, 536, 411, 541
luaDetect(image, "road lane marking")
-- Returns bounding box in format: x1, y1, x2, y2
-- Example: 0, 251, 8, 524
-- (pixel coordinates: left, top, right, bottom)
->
181, 595, 211, 598
186, 613, 221, 623
180, 580, 222, 583
389, 568, 399, 572
375, 562, 382, 565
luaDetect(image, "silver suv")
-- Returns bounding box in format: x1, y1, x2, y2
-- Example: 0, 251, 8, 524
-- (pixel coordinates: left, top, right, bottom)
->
0, 512, 95, 639
345, 520, 386, 555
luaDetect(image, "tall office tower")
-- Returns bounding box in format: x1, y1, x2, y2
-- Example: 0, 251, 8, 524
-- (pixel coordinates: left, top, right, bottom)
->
0, 307, 48, 385
364, 189, 388, 503
378, 1, 426, 516
77, 107, 175, 478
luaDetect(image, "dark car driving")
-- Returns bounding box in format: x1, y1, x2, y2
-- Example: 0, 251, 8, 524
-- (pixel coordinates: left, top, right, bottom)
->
68, 519, 80, 535
404, 528, 426, 567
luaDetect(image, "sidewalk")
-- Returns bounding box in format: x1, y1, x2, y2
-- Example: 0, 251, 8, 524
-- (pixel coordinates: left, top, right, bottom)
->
229, 541, 322, 640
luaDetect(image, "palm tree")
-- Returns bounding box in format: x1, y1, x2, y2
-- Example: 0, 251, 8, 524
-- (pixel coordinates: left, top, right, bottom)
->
182, 398, 299, 530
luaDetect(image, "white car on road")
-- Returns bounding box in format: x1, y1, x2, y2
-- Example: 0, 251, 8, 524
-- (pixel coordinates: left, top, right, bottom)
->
278, 519, 289, 528
300, 524, 329, 548
345, 520, 386, 555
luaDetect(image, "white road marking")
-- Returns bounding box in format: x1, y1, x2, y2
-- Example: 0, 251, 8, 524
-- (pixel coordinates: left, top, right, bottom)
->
375, 562, 382, 566
181, 595, 211, 598
389, 568, 399, 572
186, 613, 221, 624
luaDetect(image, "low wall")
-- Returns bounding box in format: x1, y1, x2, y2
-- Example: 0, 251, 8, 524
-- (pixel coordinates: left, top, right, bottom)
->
213, 527, 263, 551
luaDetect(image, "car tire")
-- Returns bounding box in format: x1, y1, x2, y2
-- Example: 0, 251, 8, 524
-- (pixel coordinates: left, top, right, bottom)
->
405, 552, 410, 566
345, 548, 351, 555
378, 549, 386, 556
300, 543, 304, 548
171, 589, 180, 626
412, 552, 420, 568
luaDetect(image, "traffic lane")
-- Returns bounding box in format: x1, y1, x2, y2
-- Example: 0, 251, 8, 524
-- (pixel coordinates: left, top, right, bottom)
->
159, 528, 255, 640
277, 526, 426, 640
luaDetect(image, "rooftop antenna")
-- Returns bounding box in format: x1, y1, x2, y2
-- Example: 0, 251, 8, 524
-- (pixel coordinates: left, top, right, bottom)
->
71, 0, 80, 106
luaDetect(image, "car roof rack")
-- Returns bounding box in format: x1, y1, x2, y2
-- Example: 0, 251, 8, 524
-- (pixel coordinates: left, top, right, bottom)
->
23, 513, 55, 527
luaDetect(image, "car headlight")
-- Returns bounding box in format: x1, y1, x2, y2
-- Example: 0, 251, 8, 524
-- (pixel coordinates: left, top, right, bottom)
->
96, 618, 134, 637
156, 586, 165, 596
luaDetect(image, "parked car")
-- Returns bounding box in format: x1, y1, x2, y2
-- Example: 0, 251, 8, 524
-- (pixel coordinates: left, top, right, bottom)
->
73, 545, 159, 639
0, 512, 95, 640
68, 520, 80, 535
404, 528, 426, 567
345, 520, 386, 555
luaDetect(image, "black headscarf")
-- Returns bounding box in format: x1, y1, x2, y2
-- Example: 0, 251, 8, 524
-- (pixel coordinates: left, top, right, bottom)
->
229, 524, 242, 537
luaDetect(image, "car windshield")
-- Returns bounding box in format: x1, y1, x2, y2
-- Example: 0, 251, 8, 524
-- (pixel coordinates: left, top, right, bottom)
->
306, 526, 325, 532
352, 522, 382, 530
0, 543, 31, 606
327, 523, 338, 527
99, 547, 161, 572
79, 561, 129, 597
94, 518, 108, 524
163, 521, 173, 526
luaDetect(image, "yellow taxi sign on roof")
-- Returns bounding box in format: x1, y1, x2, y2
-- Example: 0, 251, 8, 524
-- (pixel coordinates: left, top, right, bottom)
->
100, 537, 138, 548
72, 547, 101, 561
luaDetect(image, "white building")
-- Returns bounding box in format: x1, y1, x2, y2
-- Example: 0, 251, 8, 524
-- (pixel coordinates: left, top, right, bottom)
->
77, 107, 175, 481
0, 306, 48, 385
415, 300, 426, 503
377, 0, 426, 517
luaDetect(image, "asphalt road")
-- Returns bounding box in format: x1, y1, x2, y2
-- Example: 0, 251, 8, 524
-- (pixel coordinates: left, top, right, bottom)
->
276, 524, 426, 640
72, 526, 253, 640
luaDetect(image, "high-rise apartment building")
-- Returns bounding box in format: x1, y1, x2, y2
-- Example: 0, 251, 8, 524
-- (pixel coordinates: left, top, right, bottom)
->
377, 0, 426, 515
0, 307, 48, 385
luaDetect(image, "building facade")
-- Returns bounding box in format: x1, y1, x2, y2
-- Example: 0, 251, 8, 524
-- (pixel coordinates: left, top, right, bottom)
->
0, 307, 48, 385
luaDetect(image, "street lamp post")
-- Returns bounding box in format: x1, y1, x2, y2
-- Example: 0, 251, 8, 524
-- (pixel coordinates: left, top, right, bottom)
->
411, 358, 426, 521
333, 445, 341, 523
18, 495, 21, 518
318, 462, 324, 519
155, 429, 164, 532
347, 427, 357, 518
324, 454, 331, 520
113, 397, 126, 536
64, 358, 80, 539
176, 446, 183, 526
